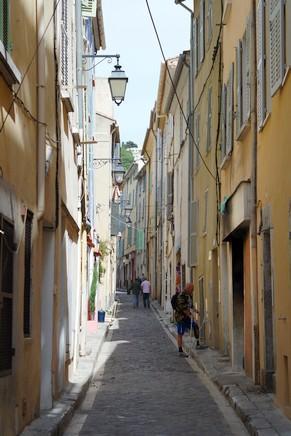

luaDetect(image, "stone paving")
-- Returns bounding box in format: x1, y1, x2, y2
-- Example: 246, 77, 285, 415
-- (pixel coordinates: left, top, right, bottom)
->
150, 300, 291, 436
64, 292, 248, 436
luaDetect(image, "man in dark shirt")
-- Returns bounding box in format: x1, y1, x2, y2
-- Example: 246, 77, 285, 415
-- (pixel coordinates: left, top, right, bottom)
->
175, 283, 199, 357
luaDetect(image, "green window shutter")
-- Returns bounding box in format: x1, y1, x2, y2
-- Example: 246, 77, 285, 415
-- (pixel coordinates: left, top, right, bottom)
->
81, 0, 97, 17
0, 0, 10, 51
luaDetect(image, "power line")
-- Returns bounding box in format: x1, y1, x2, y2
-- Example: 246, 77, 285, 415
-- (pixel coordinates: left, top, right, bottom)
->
0, 0, 61, 135
145, 0, 216, 181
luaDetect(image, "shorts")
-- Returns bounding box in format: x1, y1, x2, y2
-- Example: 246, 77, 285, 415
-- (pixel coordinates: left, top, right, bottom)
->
177, 318, 199, 337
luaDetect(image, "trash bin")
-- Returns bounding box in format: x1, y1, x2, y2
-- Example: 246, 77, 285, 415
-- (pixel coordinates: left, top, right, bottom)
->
97, 310, 105, 323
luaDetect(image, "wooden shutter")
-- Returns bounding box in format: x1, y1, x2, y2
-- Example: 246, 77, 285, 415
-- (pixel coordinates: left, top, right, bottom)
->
257, 0, 266, 129
235, 43, 242, 134
220, 84, 226, 159
81, 0, 97, 17
269, 0, 284, 96
203, 190, 208, 234
0, 0, 10, 50
190, 200, 199, 266
226, 64, 234, 155
243, 18, 251, 123
23, 211, 33, 337
0, 215, 14, 373
286, 0, 291, 67
206, 87, 212, 152
207, 0, 213, 44
167, 171, 174, 220
199, 0, 205, 63
61, 0, 69, 86
194, 113, 200, 169
193, 18, 198, 77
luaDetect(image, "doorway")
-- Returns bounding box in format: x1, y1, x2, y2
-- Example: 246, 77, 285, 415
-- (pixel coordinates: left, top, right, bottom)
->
232, 237, 244, 370
263, 229, 275, 391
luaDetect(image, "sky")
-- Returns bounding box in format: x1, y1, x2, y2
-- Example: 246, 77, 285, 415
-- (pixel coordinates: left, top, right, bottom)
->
96, 0, 192, 148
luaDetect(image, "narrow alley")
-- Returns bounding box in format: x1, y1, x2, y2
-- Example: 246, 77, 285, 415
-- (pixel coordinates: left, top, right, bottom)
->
64, 292, 248, 436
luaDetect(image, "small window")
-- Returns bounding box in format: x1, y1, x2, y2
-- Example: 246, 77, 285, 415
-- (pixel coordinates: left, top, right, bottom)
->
23, 210, 33, 337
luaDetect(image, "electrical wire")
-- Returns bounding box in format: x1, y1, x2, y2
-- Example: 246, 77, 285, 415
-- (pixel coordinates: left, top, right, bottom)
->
0, 0, 61, 135
145, 0, 216, 182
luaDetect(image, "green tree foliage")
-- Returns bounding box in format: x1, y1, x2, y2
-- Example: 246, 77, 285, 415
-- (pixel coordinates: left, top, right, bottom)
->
122, 140, 138, 149
89, 264, 98, 313
120, 145, 134, 171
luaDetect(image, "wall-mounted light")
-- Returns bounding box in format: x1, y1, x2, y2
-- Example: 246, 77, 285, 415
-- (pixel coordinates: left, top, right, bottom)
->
82, 53, 128, 106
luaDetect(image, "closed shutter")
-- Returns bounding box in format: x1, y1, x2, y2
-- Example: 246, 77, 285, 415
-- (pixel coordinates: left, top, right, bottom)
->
207, 0, 213, 44
220, 84, 226, 159
243, 17, 251, 123
167, 171, 174, 220
226, 64, 234, 155
194, 113, 200, 169
81, 0, 97, 17
0, 0, 10, 50
23, 211, 33, 337
203, 190, 208, 234
235, 42, 242, 135
199, 0, 205, 63
61, 0, 69, 86
193, 18, 198, 77
286, 0, 291, 66
269, 0, 284, 96
257, 0, 266, 129
206, 87, 212, 152
190, 200, 199, 266
0, 215, 14, 374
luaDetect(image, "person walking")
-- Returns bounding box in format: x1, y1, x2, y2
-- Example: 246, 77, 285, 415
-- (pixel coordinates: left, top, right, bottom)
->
130, 278, 141, 308
175, 282, 200, 357
141, 277, 151, 308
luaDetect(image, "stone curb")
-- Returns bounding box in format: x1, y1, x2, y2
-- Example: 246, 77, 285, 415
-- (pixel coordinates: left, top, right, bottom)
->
21, 322, 110, 436
150, 301, 291, 436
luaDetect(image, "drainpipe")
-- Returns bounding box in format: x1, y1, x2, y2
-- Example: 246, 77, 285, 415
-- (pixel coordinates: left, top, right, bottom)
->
250, 0, 260, 383
175, 1, 194, 275
37, 0, 46, 218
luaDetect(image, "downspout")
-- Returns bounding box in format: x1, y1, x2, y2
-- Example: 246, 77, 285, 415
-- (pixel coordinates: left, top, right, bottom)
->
250, 0, 259, 383
37, 0, 46, 218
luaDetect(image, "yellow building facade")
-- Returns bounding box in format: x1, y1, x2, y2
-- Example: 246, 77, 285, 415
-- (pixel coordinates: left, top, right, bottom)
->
256, 0, 291, 416
191, 0, 222, 349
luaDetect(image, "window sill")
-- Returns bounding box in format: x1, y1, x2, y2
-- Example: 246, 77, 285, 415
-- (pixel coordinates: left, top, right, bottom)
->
0, 41, 21, 86
61, 89, 74, 113
258, 112, 271, 133
236, 119, 250, 141
220, 152, 232, 170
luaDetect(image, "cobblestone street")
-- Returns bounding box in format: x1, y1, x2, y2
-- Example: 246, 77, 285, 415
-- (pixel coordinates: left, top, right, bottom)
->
64, 292, 248, 436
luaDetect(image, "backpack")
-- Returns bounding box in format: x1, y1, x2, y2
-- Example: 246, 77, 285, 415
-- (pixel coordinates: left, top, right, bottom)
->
171, 293, 178, 311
